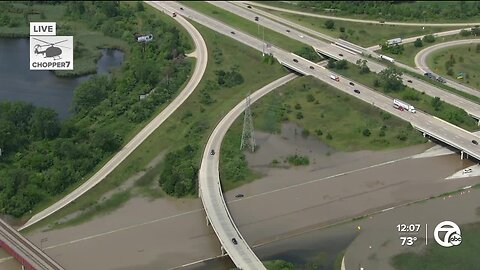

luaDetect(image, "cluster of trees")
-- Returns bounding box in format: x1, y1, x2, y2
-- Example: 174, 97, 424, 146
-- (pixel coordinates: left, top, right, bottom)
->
0, 2, 192, 217
297, 1, 480, 21
381, 43, 404, 55
378, 67, 405, 92
287, 154, 310, 166
327, 59, 348, 69
216, 66, 244, 87
159, 144, 198, 197
356, 59, 370, 74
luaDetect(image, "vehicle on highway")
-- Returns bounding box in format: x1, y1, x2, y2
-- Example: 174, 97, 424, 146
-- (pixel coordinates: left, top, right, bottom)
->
309, 66, 314, 70
180, 7, 184, 10
255, 16, 259, 21
172, 12, 176, 17
436, 76, 446, 83
463, 168, 473, 174
407, 80, 412, 83
235, 194, 244, 198
393, 103, 404, 111
299, 35, 304, 38
349, 82, 354, 86
232, 238, 238, 245
394, 99, 416, 113
210, 149, 215, 155
330, 74, 340, 82
247, 5, 252, 8
286, 29, 290, 33
379, 54, 395, 63
293, 59, 298, 63
472, 140, 478, 145
231, 31, 235, 35
339, 53, 343, 57
354, 89, 360, 94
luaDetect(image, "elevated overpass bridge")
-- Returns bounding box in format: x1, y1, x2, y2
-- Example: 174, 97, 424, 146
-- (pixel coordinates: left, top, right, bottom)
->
0, 219, 64, 270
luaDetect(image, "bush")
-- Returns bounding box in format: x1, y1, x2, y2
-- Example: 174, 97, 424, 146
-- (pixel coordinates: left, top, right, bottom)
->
296, 112, 304, 119
326, 133, 333, 140
339, 26, 345, 32
413, 38, 423, 47
422, 34, 435, 43
325, 19, 335, 29
460, 29, 471, 36
287, 154, 310, 166
315, 129, 323, 136
362, 128, 371, 137
306, 94, 315, 102
295, 103, 302, 110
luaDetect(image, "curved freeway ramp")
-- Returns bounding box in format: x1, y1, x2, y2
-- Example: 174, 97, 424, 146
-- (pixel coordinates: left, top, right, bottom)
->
199, 74, 297, 270
20, 3, 208, 230
415, 39, 480, 97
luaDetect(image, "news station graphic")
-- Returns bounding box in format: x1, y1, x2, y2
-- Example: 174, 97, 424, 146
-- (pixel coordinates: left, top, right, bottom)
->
434, 221, 462, 247
30, 22, 73, 70
397, 223, 422, 246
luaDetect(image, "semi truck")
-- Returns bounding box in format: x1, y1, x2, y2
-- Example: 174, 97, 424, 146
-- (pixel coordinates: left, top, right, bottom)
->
380, 55, 395, 63
330, 74, 340, 82
393, 99, 416, 113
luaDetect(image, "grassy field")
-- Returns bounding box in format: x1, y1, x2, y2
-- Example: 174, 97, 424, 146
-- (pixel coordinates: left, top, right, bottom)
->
255, 1, 480, 23
28, 20, 289, 231
252, 76, 426, 151
427, 43, 480, 89
380, 34, 478, 67
391, 222, 480, 270
180, 1, 306, 53
263, 8, 456, 47
330, 62, 479, 132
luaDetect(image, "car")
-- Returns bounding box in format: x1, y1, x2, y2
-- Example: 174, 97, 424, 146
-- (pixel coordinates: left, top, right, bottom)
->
255, 16, 259, 21
309, 66, 314, 70
472, 140, 478, 145
339, 53, 344, 57
299, 35, 304, 38
293, 59, 298, 63
407, 80, 412, 83
286, 29, 290, 33
349, 82, 354, 86
180, 7, 184, 10
463, 168, 473, 174
231, 31, 235, 35
247, 5, 252, 8
354, 89, 360, 94
232, 238, 238, 245
210, 149, 215, 155
235, 194, 244, 198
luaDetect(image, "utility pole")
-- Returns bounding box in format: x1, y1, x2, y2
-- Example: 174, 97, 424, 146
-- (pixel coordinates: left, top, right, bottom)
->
240, 93, 256, 152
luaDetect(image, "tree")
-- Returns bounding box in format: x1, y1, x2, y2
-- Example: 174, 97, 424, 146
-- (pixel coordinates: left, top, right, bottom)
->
460, 29, 471, 36
472, 26, 480, 36
362, 128, 371, 137
358, 59, 370, 74
327, 58, 336, 68
335, 59, 348, 69
379, 67, 404, 92
413, 38, 423, 47
339, 26, 345, 32
136, 1, 144, 11
422, 34, 435, 43
431, 96, 443, 111
294, 46, 321, 62
30, 108, 60, 139
325, 19, 335, 29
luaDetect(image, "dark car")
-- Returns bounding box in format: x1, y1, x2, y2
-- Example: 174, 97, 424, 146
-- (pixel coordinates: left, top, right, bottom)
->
230, 31, 235, 35
293, 59, 298, 63
255, 16, 259, 21
210, 149, 215, 155
407, 80, 412, 83
354, 89, 360, 94
232, 238, 238, 245
349, 82, 354, 86
286, 29, 290, 33
247, 5, 252, 8
309, 66, 314, 70
180, 7, 184, 10
472, 140, 478, 145
339, 53, 344, 57
235, 194, 244, 198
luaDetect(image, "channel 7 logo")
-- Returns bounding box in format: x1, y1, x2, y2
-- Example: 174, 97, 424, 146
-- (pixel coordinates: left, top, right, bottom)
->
434, 221, 462, 247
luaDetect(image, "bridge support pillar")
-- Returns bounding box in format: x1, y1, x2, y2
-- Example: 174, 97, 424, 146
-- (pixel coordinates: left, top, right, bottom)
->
423, 132, 426, 137
461, 151, 464, 160
221, 246, 226, 256
206, 216, 210, 226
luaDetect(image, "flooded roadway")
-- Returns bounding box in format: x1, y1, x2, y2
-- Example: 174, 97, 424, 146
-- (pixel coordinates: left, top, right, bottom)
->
1, 123, 479, 270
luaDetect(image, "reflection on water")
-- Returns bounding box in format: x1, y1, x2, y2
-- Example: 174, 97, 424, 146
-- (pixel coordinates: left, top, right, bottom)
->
0, 38, 124, 118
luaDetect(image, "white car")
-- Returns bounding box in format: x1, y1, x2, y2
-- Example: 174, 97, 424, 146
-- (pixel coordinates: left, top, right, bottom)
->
463, 168, 473, 174
299, 35, 304, 38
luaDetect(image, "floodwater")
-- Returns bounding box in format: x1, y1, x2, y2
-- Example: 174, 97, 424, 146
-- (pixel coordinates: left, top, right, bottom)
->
0, 38, 124, 118
2, 123, 479, 270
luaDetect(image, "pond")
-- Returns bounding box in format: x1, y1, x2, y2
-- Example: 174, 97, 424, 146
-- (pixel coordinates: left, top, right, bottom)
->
0, 38, 124, 118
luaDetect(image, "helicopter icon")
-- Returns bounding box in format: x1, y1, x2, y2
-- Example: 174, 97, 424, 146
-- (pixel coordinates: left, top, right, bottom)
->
32, 37, 71, 60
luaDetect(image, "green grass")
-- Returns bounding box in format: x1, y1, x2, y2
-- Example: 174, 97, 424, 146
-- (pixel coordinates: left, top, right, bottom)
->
252, 76, 427, 151
26, 19, 289, 231
427, 43, 480, 89
380, 34, 479, 67
263, 8, 457, 47
391, 222, 480, 270
330, 63, 479, 132
180, 1, 306, 52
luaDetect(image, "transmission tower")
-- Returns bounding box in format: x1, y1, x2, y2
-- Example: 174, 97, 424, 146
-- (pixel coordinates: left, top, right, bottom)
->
240, 93, 256, 152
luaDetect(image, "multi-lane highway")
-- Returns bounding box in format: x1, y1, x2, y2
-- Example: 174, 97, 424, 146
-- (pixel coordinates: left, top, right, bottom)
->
242, 1, 480, 27
19, 5, 208, 231
0, 219, 63, 270
208, 2, 480, 117
415, 39, 480, 95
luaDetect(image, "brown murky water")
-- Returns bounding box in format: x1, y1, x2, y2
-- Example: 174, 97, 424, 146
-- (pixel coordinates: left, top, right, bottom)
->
1, 123, 478, 270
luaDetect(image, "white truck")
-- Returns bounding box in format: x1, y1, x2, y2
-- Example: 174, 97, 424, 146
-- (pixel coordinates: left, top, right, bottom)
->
393, 99, 416, 113
380, 55, 395, 63
330, 74, 340, 82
